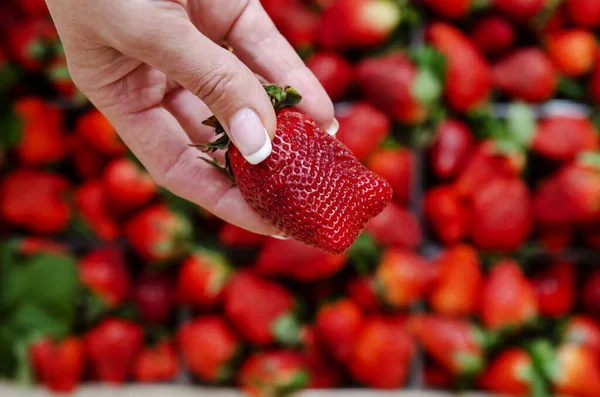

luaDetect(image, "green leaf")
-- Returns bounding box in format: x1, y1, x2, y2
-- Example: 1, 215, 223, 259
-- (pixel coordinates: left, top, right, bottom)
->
528, 339, 559, 382
558, 76, 586, 100
348, 234, 380, 275
412, 68, 443, 106
280, 370, 310, 395
506, 102, 536, 148
578, 151, 600, 170
410, 47, 446, 82
271, 313, 302, 346
0, 112, 23, 148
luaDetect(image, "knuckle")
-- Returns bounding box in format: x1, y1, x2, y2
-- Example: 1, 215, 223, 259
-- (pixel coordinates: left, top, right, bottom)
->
191, 61, 238, 108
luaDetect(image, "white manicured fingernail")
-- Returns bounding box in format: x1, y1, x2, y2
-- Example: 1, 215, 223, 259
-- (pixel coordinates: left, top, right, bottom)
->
229, 108, 272, 164
325, 118, 339, 136
271, 234, 289, 240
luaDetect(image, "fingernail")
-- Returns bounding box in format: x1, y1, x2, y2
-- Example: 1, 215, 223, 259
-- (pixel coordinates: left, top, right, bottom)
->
229, 108, 272, 165
271, 234, 289, 240
325, 118, 339, 136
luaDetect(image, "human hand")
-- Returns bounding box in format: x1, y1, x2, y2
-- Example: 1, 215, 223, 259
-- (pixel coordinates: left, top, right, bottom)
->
45, 0, 336, 236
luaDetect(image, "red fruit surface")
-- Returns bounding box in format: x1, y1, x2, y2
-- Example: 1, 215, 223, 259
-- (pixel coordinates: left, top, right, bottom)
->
69, 135, 107, 179
131, 272, 175, 324
365, 202, 422, 248
346, 277, 381, 312
562, 316, 600, 356
493, 0, 545, 22
471, 15, 516, 56
583, 270, 600, 318
546, 29, 598, 77
7, 19, 56, 71
228, 107, 392, 255
300, 327, 343, 389
553, 344, 600, 397
79, 247, 130, 309
133, 341, 179, 383
76, 110, 125, 156
19, 0, 49, 16
218, 223, 267, 246
335, 102, 391, 161
591, 51, 600, 103
316, 299, 364, 364
532, 262, 575, 318
424, 185, 468, 245
239, 351, 310, 397
566, 0, 600, 28
367, 147, 414, 204
176, 249, 232, 308
17, 237, 67, 256
479, 349, 533, 395
103, 158, 156, 213
275, 3, 320, 49
430, 119, 474, 179
306, 52, 354, 101
423, 0, 471, 19
75, 181, 119, 241
533, 117, 599, 161
30, 337, 85, 393
424, 364, 455, 389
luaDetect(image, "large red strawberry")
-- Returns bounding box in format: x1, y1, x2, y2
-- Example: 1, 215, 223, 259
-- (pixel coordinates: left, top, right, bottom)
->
430, 119, 474, 179
202, 85, 392, 255
532, 116, 599, 161
427, 22, 492, 112
176, 248, 232, 308
335, 102, 390, 161
471, 15, 516, 56
103, 158, 157, 214
566, 0, 600, 28
582, 269, 600, 318
429, 245, 482, 316
367, 147, 414, 204
316, 299, 364, 364
562, 315, 600, 356
177, 316, 240, 382
131, 272, 174, 324
424, 185, 468, 244
345, 276, 381, 313
319, 0, 400, 50
0, 169, 71, 233
218, 222, 267, 246
492, 48, 557, 102
84, 318, 143, 384
124, 204, 191, 262
75, 181, 120, 241
224, 272, 298, 345
409, 315, 485, 376
356, 54, 428, 124
479, 348, 538, 395
532, 261, 575, 318
239, 351, 310, 397
7, 19, 56, 71
306, 52, 354, 101
349, 317, 415, 389
546, 29, 597, 77
365, 202, 422, 248
133, 341, 179, 383
255, 238, 347, 281
30, 337, 85, 393
375, 248, 437, 308
76, 109, 125, 156
493, 0, 545, 22
422, 0, 471, 19
300, 327, 342, 389
481, 260, 538, 330
79, 247, 130, 309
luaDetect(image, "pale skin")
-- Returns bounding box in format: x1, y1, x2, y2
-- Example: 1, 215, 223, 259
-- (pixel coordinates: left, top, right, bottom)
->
45, 0, 337, 236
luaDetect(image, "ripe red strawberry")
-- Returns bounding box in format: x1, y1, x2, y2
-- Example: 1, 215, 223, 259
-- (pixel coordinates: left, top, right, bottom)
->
177, 316, 240, 382
532, 117, 599, 161
79, 247, 130, 309
300, 327, 342, 389
316, 299, 364, 364
335, 102, 390, 161
349, 317, 415, 388
209, 86, 392, 255
566, 0, 600, 28
592, 51, 600, 103
218, 222, 267, 246
255, 238, 347, 281
481, 260, 538, 330
532, 261, 575, 318
493, 0, 545, 22
103, 158, 157, 214
224, 272, 297, 345
582, 269, 600, 318
424, 364, 455, 388
124, 204, 191, 262
75, 181, 120, 241
319, 0, 400, 50
424, 185, 468, 245
176, 249, 232, 308
546, 29, 597, 77
469, 177, 532, 251
131, 272, 174, 324
365, 202, 422, 248
30, 337, 85, 393
492, 48, 557, 102
76, 109, 125, 156
430, 119, 474, 179
7, 19, 56, 71
471, 15, 516, 56
133, 341, 178, 383
17, 237, 67, 256
0, 169, 71, 233
274, 3, 320, 49
409, 315, 485, 376
306, 52, 354, 101
542, 343, 600, 397
479, 348, 537, 395
562, 316, 600, 355
18, 0, 49, 17
356, 54, 428, 124
367, 147, 414, 204
69, 135, 108, 180
429, 245, 482, 316
84, 318, 143, 384
375, 248, 437, 308
422, 0, 471, 19
427, 22, 492, 112
239, 351, 310, 397
345, 276, 381, 312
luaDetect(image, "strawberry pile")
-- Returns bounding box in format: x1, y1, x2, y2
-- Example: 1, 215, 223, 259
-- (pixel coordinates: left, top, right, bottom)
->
2, 0, 600, 396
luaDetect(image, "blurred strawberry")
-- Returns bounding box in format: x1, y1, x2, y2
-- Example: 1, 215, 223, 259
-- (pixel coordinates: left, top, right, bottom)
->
316, 299, 364, 364
375, 248, 437, 309
103, 158, 157, 214
218, 222, 267, 247
592, 51, 600, 103
424, 364, 455, 389
176, 248, 232, 308
566, 0, 600, 28
562, 316, 600, 355
479, 348, 538, 395
177, 316, 240, 382
79, 247, 130, 309
30, 337, 85, 393
583, 269, 600, 318
224, 272, 298, 345
345, 276, 381, 313
356, 53, 428, 124
0, 169, 71, 233
481, 260, 538, 330
85, 318, 143, 384
349, 317, 415, 388
367, 147, 414, 204
532, 117, 599, 161
492, 48, 557, 102
427, 22, 492, 112
275, 3, 320, 49
532, 261, 575, 318
76, 109, 125, 156
335, 102, 390, 161
46, 57, 79, 100
131, 272, 174, 324
319, 0, 400, 51
256, 238, 347, 281
239, 351, 310, 397
493, 0, 545, 22
365, 202, 422, 248
306, 52, 354, 101
430, 119, 474, 179
422, 0, 471, 19
546, 29, 597, 77
300, 327, 342, 389
538, 227, 573, 253
124, 204, 191, 262
17, 237, 67, 256
133, 341, 178, 383
7, 19, 56, 71
18, 0, 49, 17
75, 181, 120, 241
69, 135, 107, 180
429, 245, 482, 316
424, 185, 468, 244
471, 15, 516, 56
